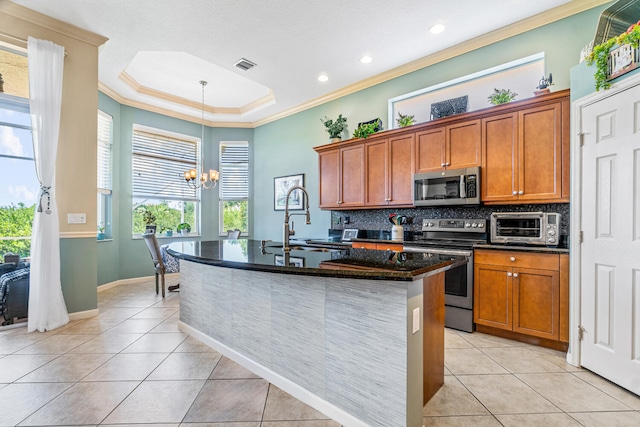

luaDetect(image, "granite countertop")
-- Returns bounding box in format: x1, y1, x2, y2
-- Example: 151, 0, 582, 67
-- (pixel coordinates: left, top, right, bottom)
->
474, 243, 570, 254
167, 239, 467, 281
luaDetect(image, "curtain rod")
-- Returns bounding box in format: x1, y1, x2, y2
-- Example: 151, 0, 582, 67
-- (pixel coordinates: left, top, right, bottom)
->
0, 32, 68, 56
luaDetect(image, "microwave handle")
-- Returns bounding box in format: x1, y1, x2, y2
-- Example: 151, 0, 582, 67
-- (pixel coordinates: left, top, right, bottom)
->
459, 175, 466, 198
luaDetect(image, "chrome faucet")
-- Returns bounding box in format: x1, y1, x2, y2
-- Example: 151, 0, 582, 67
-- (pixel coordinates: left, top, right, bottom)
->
283, 185, 311, 253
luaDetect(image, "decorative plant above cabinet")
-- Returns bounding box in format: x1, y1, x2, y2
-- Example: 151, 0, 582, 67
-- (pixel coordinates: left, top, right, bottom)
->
353, 118, 382, 139
487, 88, 518, 105
396, 112, 416, 128
586, 21, 640, 91
321, 114, 348, 142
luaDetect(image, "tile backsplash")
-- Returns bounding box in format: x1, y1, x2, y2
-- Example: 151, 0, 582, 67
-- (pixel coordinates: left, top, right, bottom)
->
330, 203, 570, 243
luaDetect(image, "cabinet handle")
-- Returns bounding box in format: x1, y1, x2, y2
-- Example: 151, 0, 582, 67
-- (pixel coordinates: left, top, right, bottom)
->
507, 272, 513, 277
512, 191, 517, 195
441, 163, 445, 167
445, 162, 450, 166
513, 273, 519, 278
510, 257, 516, 262
518, 190, 523, 195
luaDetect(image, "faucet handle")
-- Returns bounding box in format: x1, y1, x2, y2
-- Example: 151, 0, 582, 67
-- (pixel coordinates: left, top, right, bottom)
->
290, 220, 295, 236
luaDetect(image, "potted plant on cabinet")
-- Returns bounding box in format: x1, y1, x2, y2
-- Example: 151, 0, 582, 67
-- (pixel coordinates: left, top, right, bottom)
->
321, 114, 347, 142
487, 88, 518, 105
177, 222, 191, 237
353, 118, 382, 139
396, 112, 416, 128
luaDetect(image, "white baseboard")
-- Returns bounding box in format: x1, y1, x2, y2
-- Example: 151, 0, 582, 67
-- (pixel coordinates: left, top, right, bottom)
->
178, 321, 367, 427
68, 309, 99, 321
98, 273, 179, 292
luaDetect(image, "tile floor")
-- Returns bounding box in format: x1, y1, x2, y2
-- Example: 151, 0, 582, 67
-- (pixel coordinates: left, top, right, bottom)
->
0, 279, 638, 426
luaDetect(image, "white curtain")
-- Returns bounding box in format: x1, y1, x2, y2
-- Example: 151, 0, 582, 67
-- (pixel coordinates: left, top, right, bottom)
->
27, 37, 69, 332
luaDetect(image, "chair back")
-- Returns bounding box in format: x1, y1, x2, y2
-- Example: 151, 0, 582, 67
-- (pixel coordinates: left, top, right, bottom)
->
226, 229, 240, 239
142, 232, 164, 273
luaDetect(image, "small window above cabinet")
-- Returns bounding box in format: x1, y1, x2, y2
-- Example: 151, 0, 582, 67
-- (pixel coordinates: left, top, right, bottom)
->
415, 120, 481, 174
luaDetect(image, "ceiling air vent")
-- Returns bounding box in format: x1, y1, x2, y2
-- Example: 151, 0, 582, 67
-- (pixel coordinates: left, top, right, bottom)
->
234, 58, 257, 71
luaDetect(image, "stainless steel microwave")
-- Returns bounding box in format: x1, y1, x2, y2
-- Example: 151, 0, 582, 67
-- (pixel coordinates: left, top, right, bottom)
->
413, 167, 480, 206
491, 212, 561, 246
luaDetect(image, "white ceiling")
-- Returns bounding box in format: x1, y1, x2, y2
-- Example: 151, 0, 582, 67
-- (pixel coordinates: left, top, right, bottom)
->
12, 0, 601, 127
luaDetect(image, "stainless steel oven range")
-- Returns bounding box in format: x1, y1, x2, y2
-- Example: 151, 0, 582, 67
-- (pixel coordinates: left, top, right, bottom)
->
403, 218, 488, 332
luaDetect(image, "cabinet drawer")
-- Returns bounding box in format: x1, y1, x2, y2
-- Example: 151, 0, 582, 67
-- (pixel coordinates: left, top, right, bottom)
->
351, 241, 403, 251
352, 242, 378, 249
474, 250, 559, 270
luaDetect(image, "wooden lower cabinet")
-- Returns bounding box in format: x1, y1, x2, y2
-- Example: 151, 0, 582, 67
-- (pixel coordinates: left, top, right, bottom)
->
351, 241, 403, 251
474, 249, 568, 349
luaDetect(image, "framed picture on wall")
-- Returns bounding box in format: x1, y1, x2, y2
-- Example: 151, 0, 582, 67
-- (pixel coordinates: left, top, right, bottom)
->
274, 174, 304, 211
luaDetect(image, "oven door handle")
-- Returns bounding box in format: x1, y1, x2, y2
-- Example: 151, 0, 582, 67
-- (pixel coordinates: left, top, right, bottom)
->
402, 246, 472, 257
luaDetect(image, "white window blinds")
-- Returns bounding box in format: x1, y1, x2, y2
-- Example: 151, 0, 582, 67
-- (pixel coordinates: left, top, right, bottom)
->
219, 141, 249, 200
132, 126, 199, 201
97, 110, 112, 192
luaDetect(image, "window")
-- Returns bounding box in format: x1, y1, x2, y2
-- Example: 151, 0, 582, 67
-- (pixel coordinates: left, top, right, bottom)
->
97, 110, 113, 239
0, 97, 36, 258
219, 141, 249, 235
132, 125, 200, 236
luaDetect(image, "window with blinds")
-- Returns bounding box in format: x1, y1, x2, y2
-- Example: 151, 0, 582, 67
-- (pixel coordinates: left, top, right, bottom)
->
219, 141, 249, 235
97, 110, 113, 239
132, 126, 199, 201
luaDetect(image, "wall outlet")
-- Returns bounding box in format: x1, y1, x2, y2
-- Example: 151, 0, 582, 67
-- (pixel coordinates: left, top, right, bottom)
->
412, 307, 420, 334
67, 213, 86, 224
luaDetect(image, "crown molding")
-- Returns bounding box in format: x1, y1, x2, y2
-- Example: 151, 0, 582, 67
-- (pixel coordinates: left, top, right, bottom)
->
99, 82, 254, 128
1, 1, 108, 47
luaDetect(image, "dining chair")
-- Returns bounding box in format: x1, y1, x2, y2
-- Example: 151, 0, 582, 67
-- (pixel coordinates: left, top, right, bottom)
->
142, 232, 167, 297
226, 229, 240, 239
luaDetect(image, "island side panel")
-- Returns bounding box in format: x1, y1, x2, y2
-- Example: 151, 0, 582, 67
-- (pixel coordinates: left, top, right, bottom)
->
423, 271, 445, 404
179, 260, 421, 427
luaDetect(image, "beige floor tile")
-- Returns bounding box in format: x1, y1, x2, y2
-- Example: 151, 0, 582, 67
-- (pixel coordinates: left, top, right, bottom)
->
149, 318, 180, 333
444, 332, 474, 349
102, 425, 179, 427
481, 347, 565, 373
210, 356, 261, 379
572, 371, 640, 409
131, 307, 179, 319
174, 336, 216, 353
96, 307, 146, 321
458, 332, 528, 348
569, 411, 640, 426
262, 385, 330, 421
495, 413, 582, 426
181, 423, 259, 427
0, 332, 49, 354
444, 348, 509, 375
183, 379, 269, 423
121, 332, 187, 353
422, 415, 502, 426
107, 318, 165, 334
19, 381, 138, 426
15, 334, 96, 355
70, 332, 144, 354
261, 421, 340, 427
458, 374, 560, 415
0, 354, 58, 382
423, 376, 489, 416
17, 353, 113, 382
0, 382, 71, 426
103, 380, 205, 424
517, 372, 632, 412
81, 352, 168, 381
148, 352, 222, 380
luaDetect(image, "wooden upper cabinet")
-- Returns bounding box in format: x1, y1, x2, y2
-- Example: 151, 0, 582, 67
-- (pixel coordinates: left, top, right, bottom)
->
482, 96, 568, 204
364, 138, 388, 206
318, 144, 364, 209
364, 134, 414, 207
416, 120, 480, 173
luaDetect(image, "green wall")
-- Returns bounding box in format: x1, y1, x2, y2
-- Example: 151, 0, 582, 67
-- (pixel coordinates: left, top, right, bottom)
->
97, 92, 253, 285
252, 6, 607, 241
61, 238, 97, 313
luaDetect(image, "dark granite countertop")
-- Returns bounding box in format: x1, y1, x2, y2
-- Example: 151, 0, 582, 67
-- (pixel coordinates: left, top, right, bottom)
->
474, 243, 569, 254
167, 239, 467, 281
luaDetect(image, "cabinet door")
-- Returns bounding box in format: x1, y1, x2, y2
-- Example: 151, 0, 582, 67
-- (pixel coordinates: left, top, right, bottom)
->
518, 103, 562, 201
340, 144, 364, 207
318, 149, 339, 208
415, 127, 445, 173
364, 139, 388, 206
482, 113, 518, 202
447, 120, 481, 169
512, 267, 560, 340
388, 134, 415, 206
474, 263, 512, 331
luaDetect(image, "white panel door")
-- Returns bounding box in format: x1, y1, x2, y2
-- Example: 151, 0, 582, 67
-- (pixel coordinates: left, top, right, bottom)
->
581, 82, 640, 395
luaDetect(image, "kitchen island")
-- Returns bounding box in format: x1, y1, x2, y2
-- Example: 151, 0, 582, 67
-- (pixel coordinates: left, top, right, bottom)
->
168, 239, 466, 427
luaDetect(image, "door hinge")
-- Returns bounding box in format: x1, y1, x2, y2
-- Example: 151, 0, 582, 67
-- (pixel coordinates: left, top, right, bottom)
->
578, 132, 585, 146
578, 325, 585, 341
579, 230, 584, 243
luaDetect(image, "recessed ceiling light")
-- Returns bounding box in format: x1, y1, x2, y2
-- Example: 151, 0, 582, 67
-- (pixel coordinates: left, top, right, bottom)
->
360, 55, 373, 64
429, 23, 446, 34
318, 74, 329, 82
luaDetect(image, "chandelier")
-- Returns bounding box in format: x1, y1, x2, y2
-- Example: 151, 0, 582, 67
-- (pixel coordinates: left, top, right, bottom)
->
184, 80, 219, 189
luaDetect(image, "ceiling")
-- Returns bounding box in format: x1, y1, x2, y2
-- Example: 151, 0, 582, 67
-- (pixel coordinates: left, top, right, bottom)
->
12, 0, 607, 127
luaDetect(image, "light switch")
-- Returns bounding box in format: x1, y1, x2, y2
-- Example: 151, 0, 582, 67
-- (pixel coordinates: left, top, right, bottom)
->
412, 307, 420, 334
67, 213, 86, 224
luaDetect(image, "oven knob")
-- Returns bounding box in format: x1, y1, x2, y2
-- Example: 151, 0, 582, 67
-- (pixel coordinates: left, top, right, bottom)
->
465, 223, 471, 227
471, 223, 478, 228
548, 230, 556, 236
477, 222, 484, 228
548, 237, 557, 243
